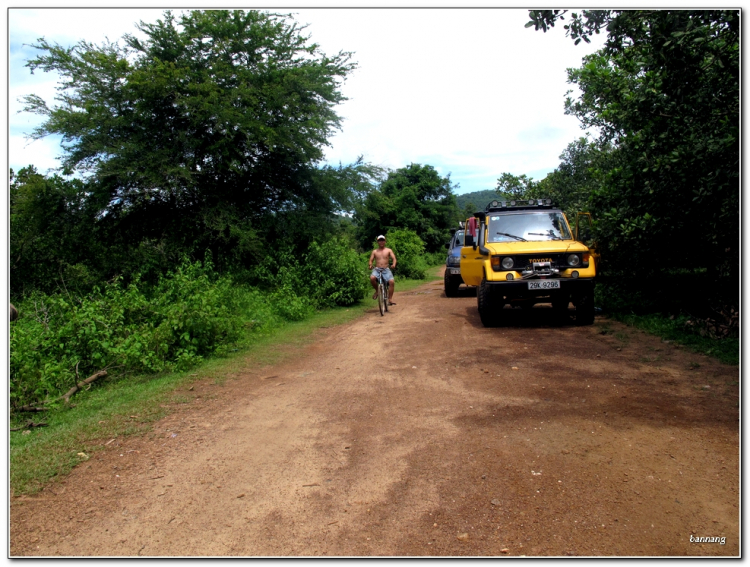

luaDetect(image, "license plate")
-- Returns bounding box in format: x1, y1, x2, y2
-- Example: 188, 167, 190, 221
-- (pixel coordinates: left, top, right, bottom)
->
528, 280, 560, 290
449, 268, 461, 275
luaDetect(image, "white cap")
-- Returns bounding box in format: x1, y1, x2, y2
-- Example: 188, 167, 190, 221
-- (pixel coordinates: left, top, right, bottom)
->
376, 235, 386, 240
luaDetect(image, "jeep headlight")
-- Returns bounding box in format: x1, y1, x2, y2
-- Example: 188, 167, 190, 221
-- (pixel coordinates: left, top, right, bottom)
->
501, 257, 514, 270
447, 255, 460, 266
567, 254, 581, 267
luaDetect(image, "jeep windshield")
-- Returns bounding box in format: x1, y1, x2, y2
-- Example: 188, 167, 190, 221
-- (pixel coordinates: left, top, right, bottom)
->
487, 212, 571, 243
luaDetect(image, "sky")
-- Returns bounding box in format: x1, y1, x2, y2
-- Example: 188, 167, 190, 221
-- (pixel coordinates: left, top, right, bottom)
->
6, 5, 608, 196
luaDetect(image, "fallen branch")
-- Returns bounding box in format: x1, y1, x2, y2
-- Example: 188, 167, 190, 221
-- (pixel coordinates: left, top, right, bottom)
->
13, 367, 112, 414
55, 370, 108, 404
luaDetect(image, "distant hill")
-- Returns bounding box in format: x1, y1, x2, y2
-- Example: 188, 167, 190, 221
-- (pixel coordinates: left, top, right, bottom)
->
455, 189, 499, 212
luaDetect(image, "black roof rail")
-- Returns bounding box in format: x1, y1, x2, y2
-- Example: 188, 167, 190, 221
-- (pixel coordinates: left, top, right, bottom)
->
485, 198, 555, 212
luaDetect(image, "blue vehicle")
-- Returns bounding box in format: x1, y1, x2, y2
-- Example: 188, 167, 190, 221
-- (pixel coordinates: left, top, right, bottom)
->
444, 228, 471, 297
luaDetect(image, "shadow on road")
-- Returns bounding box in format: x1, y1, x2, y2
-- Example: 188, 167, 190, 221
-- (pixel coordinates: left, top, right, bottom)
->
462, 304, 577, 329
441, 286, 477, 299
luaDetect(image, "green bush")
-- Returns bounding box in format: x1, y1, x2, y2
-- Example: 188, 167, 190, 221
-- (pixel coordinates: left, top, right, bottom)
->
10, 259, 244, 409
303, 237, 368, 307
424, 251, 446, 267
269, 284, 314, 321
241, 237, 367, 309
385, 228, 427, 279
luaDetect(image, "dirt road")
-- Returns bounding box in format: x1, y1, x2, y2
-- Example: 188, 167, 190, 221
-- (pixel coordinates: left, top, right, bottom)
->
11, 271, 739, 556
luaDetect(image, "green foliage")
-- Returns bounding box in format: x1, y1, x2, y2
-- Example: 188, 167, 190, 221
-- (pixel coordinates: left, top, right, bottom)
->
303, 237, 369, 307
240, 236, 368, 308
10, 167, 105, 296
22, 10, 354, 211
385, 229, 427, 280
528, 9, 739, 312
12, 253, 369, 410
495, 173, 537, 199
530, 138, 615, 219
355, 163, 459, 253
10, 259, 244, 409
311, 157, 386, 215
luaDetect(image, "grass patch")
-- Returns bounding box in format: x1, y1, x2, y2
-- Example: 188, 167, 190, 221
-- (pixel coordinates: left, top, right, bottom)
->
10, 270, 439, 495
608, 312, 738, 365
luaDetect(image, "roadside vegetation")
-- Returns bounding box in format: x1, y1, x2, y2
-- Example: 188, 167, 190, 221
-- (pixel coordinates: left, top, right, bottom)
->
513, 10, 737, 357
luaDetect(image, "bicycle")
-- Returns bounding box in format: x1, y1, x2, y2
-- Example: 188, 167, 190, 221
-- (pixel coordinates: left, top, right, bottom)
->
373, 268, 390, 316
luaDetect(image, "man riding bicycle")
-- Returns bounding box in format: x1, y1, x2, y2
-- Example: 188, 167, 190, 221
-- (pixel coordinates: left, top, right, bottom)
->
368, 235, 397, 305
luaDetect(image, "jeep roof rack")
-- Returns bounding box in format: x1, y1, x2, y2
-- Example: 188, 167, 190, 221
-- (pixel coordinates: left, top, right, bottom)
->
485, 198, 554, 212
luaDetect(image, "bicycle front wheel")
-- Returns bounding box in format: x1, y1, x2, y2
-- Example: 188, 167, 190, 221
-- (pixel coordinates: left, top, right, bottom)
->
378, 282, 386, 316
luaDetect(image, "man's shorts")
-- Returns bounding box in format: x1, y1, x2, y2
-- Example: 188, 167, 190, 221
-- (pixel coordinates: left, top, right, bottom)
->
371, 268, 394, 282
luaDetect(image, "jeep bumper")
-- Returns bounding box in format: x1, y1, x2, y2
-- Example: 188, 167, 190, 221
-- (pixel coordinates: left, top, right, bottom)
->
485, 278, 595, 298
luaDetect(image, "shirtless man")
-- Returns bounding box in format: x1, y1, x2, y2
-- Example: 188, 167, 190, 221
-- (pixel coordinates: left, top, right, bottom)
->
368, 235, 397, 305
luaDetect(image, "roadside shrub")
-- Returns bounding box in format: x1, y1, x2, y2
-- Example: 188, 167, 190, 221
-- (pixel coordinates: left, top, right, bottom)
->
424, 251, 446, 267
242, 238, 367, 309
269, 283, 314, 321
304, 237, 368, 307
10, 259, 244, 409
385, 229, 427, 279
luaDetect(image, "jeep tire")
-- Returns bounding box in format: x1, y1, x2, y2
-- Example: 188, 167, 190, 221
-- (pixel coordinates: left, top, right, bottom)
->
477, 277, 503, 327
444, 271, 461, 297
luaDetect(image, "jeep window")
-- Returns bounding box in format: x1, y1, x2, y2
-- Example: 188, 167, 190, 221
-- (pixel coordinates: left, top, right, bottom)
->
488, 212, 571, 243
453, 230, 465, 247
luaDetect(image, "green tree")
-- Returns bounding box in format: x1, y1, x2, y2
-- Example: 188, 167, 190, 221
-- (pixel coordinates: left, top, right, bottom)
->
528, 10, 739, 304
19, 9, 356, 277
495, 172, 537, 199
10, 167, 105, 296
355, 163, 458, 253
532, 138, 616, 218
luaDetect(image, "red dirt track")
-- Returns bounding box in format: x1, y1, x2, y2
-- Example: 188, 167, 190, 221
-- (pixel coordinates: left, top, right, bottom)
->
11, 270, 739, 556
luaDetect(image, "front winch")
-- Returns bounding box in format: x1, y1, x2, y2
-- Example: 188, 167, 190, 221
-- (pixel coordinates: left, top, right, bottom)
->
521, 261, 560, 279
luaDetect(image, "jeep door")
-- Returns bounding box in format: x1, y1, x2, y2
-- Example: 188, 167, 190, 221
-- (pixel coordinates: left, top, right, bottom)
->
460, 217, 485, 286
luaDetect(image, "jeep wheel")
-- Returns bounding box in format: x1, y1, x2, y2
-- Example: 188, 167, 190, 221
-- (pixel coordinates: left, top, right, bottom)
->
477, 277, 503, 327
444, 271, 461, 297
574, 293, 595, 326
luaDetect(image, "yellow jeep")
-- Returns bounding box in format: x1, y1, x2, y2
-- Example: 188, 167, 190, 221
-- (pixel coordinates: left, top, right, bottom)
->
459, 199, 597, 326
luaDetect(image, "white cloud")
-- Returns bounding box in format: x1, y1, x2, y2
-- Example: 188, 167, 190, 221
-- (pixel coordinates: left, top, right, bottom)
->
10, 132, 64, 174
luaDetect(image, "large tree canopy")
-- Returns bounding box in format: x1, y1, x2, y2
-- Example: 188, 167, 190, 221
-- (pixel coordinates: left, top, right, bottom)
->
21, 9, 355, 222
528, 10, 739, 293
16, 9, 363, 283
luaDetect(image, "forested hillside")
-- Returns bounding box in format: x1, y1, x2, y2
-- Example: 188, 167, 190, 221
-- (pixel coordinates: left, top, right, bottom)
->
454, 190, 499, 216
